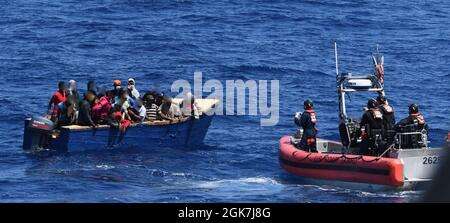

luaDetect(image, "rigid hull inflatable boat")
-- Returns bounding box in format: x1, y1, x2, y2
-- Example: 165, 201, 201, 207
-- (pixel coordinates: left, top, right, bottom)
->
279, 44, 448, 190
23, 98, 219, 153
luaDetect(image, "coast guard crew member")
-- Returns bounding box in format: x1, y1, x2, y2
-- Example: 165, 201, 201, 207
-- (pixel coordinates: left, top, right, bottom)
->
294, 99, 318, 152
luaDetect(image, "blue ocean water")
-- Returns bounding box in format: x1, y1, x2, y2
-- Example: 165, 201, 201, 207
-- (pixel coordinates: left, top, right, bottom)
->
0, 0, 449, 202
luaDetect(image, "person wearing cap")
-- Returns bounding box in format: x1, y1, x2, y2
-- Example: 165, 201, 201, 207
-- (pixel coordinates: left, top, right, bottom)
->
110, 80, 122, 103
377, 95, 395, 131
360, 99, 385, 155
127, 78, 140, 99
294, 99, 318, 152
395, 103, 429, 133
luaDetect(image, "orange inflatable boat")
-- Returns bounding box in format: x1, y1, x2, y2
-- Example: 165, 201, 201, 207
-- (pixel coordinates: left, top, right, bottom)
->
279, 136, 404, 187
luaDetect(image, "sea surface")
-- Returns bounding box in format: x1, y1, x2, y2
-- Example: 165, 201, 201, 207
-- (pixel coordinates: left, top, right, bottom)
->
0, 0, 449, 202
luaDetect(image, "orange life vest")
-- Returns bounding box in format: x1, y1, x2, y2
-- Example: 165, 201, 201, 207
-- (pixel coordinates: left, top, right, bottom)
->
305, 109, 317, 124
381, 104, 393, 113
411, 113, 425, 124
370, 108, 383, 120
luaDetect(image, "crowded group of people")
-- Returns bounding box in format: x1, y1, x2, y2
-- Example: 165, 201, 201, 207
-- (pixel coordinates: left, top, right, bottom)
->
294, 96, 429, 155
47, 78, 200, 132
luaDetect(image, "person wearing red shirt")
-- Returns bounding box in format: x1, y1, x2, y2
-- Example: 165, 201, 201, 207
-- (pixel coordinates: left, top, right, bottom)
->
47, 81, 67, 120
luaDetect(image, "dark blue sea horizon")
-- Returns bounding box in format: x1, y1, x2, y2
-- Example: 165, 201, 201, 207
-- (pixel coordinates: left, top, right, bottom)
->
0, 0, 449, 202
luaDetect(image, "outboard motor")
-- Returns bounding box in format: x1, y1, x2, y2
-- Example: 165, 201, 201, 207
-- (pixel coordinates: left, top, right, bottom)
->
339, 118, 361, 148
23, 116, 56, 151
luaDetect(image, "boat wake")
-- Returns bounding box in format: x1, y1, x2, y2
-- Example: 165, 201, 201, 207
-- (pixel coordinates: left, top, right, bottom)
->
195, 177, 281, 189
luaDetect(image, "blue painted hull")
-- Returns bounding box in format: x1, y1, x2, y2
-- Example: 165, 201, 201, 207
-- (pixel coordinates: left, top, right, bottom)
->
23, 115, 214, 153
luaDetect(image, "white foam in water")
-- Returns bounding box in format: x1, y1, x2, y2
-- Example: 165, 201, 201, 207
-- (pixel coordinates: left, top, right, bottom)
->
195, 177, 280, 189
95, 164, 115, 170
238, 177, 280, 185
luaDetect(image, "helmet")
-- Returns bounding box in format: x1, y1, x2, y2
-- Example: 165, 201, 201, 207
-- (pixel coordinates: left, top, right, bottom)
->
409, 103, 419, 114
376, 95, 387, 104
304, 99, 313, 109
113, 80, 121, 87
367, 98, 378, 109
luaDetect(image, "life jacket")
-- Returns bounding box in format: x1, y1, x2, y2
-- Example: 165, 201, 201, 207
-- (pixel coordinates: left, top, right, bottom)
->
305, 109, 317, 124
380, 104, 393, 113
411, 113, 425, 125
370, 108, 383, 120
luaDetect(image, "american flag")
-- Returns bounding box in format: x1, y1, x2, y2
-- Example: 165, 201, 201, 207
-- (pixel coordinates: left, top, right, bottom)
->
375, 63, 384, 84
373, 54, 384, 84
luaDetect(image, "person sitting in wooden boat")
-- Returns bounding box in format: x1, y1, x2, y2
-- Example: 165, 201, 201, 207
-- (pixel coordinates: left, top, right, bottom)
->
143, 93, 159, 121
137, 98, 147, 121
293, 99, 318, 152
360, 99, 386, 155
110, 80, 123, 103
130, 97, 146, 123
91, 89, 112, 124
67, 80, 80, 108
107, 104, 131, 133
113, 88, 139, 122
127, 78, 140, 99
77, 90, 97, 129
47, 81, 67, 121
158, 96, 181, 121
180, 92, 200, 119
56, 97, 76, 127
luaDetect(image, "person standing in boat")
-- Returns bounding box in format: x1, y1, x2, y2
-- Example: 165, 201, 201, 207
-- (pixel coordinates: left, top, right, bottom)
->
294, 99, 318, 152
360, 99, 385, 155
377, 95, 395, 130
377, 95, 396, 145
47, 81, 67, 121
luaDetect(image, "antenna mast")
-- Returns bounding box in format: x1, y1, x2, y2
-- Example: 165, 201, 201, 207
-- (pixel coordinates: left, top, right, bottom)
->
335, 42, 339, 77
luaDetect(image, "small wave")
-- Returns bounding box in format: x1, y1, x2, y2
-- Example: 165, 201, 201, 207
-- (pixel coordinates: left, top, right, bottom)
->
236, 64, 299, 75
95, 164, 115, 170
239, 177, 280, 185
195, 177, 280, 189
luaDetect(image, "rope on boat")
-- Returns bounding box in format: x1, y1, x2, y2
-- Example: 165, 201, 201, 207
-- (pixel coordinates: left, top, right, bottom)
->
291, 143, 396, 164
